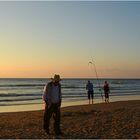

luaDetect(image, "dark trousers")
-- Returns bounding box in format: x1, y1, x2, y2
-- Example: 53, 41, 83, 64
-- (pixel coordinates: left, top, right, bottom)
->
105, 91, 109, 98
43, 103, 61, 133
88, 90, 94, 99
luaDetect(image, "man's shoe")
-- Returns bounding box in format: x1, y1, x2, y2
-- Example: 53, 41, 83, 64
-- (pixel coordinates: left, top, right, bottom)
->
44, 129, 50, 135
55, 131, 63, 136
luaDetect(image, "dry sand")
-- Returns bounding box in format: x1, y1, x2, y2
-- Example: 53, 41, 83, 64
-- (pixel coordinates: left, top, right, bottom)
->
0, 100, 140, 139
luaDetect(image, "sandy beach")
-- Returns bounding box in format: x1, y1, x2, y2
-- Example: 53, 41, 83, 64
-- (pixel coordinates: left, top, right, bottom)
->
0, 100, 140, 139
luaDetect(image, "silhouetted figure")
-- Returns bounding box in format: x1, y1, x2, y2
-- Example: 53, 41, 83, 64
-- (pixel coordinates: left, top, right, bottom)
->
104, 81, 110, 103
86, 80, 94, 104
43, 74, 62, 136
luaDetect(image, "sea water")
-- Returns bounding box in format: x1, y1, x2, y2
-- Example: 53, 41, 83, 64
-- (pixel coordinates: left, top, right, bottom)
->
0, 78, 140, 107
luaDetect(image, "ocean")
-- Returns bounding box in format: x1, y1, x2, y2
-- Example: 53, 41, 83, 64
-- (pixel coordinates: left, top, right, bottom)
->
0, 78, 140, 106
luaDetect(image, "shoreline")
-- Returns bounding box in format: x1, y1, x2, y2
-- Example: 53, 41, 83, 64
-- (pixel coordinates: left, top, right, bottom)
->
0, 94, 140, 113
0, 100, 139, 139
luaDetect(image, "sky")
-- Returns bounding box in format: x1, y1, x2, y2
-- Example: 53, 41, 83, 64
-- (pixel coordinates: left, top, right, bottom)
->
0, 1, 140, 78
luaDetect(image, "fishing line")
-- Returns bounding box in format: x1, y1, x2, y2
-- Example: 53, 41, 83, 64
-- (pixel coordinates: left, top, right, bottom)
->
88, 58, 103, 101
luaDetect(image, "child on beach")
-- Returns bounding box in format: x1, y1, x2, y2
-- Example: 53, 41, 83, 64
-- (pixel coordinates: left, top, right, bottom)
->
104, 81, 110, 103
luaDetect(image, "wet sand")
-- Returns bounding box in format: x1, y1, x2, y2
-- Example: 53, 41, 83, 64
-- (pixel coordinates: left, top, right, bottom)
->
0, 100, 140, 139
1, 94, 140, 113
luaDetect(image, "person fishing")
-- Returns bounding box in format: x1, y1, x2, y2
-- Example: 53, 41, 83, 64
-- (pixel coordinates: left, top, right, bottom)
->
88, 60, 103, 101
103, 81, 110, 103
86, 80, 94, 104
42, 74, 62, 136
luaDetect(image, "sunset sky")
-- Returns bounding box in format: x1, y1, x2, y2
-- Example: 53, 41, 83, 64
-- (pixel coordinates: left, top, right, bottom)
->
0, 1, 140, 78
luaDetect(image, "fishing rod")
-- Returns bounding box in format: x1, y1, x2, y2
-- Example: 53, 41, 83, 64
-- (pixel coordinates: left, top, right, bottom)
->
88, 58, 103, 101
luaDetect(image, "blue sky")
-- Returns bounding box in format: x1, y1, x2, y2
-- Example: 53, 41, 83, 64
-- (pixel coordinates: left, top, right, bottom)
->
0, 1, 140, 78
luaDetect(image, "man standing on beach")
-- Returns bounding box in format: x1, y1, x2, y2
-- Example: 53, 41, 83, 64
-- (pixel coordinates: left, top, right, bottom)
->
86, 80, 94, 104
104, 81, 110, 103
43, 74, 62, 136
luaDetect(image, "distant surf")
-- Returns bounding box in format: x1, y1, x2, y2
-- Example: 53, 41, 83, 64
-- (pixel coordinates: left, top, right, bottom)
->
0, 78, 140, 106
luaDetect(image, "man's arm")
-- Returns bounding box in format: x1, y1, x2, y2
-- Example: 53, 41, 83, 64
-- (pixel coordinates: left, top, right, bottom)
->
58, 84, 62, 107
42, 83, 52, 107
42, 84, 47, 102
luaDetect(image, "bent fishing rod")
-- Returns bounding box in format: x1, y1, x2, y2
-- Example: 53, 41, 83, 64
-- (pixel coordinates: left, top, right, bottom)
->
88, 59, 103, 101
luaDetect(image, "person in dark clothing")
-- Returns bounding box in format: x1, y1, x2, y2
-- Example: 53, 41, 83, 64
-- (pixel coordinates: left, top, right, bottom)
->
104, 81, 110, 103
42, 74, 62, 136
86, 80, 94, 104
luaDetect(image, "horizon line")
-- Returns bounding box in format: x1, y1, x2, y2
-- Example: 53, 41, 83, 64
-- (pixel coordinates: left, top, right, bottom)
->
0, 77, 140, 79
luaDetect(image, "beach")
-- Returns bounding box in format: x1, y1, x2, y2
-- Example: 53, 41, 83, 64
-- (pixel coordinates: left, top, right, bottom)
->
0, 100, 140, 139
